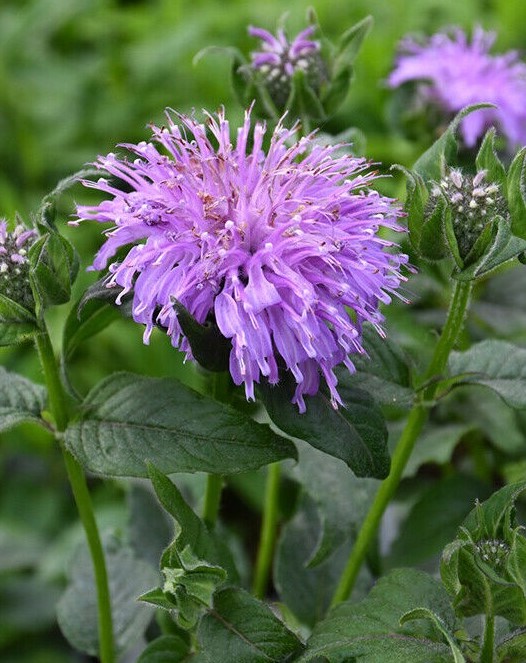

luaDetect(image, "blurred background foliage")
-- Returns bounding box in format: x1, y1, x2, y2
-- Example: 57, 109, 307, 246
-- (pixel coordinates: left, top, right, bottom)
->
1, 0, 526, 660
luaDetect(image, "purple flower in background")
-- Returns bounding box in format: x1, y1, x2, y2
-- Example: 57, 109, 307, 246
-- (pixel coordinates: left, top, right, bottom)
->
248, 25, 327, 108
388, 27, 526, 148
74, 109, 407, 412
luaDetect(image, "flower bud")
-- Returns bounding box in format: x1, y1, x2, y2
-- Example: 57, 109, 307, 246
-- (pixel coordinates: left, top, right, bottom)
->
0, 219, 37, 311
428, 167, 508, 264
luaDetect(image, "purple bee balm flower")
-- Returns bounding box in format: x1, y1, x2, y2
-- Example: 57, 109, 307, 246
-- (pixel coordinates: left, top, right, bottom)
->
388, 27, 526, 148
248, 24, 327, 108
74, 109, 407, 412
249, 24, 320, 76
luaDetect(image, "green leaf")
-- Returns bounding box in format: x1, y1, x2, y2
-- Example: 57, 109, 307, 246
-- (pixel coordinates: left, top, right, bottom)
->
496, 627, 526, 662
452, 219, 526, 282
286, 68, 326, 124
292, 441, 377, 567
0, 293, 37, 345
420, 197, 450, 262
507, 147, 526, 240
28, 231, 78, 312
57, 539, 158, 657
137, 634, 192, 663
449, 340, 526, 408
64, 372, 296, 477
275, 494, 372, 628
393, 166, 428, 254
299, 568, 458, 662
172, 299, 231, 373
412, 104, 494, 181
387, 474, 491, 568
141, 466, 236, 629
147, 465, 235, 576
475, 128, 507, 191
128, 483, 172, 569
345, 324, 414, 409
259, 378, 389, 479
197, 587, 304, 662
0, 367, 46, 431
400, 607, 466, 662
441, 482, 526, 623
334, 15, 373, 65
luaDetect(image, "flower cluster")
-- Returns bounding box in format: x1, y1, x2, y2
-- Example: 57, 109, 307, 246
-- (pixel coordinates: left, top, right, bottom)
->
430, 167, 506, 259
248, 24, 327, 108
74, 109, 407, 412
476, 538, 510, 568
388, 27, 526, 148
0, 221, 37, 309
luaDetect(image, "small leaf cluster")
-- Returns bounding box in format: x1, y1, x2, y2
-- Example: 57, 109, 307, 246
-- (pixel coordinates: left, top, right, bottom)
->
402, 106, 526, 280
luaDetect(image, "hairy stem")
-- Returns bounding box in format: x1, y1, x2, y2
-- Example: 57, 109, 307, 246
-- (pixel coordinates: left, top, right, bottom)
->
480, 612, 495, 663
35, 329, 114, 663
331, 279, 473, 606
252, 462, 281, 598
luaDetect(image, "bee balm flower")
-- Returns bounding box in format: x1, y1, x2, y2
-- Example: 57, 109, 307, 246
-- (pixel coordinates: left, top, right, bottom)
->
388, 27, 526, 148
74, 109, 407, 412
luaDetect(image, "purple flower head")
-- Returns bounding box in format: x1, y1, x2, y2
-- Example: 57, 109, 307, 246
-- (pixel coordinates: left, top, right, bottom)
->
388, 27, 526, 148
248, 24, 327, 108
74, 108, 407, 412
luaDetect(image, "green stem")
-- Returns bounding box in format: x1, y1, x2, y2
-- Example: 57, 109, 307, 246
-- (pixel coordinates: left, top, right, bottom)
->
35, 329, 115, 663
202, 474, 223, 528
331, 280, 473, 606
252, 462, 281, 599
480, 612, 495, 663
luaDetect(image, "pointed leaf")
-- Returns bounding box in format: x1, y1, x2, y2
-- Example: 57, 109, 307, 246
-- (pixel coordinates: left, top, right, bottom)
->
28, 231, 78, 310
299, 568, 457, 662
449, 340, 526, 409
507, 147, 526, 240
0, 367, 46, 431
0, 293, 37, 345
475, 128, 507, 191
197, 587, 304, 662
260, 378, 389, 479
137, 634, 192, 663
64, 372, 296, 477
334, 16, 373, 66
412, 104, 494, 181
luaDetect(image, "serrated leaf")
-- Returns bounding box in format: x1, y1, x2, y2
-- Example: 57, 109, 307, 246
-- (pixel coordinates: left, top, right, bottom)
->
412, 104, 494, 182
299, 568, 457, 662
197, 587, 304, 662
57, 539, 158, 657
449, 340, 526, 409
137, 634, 192, 663
0, 366, 46, 431
259, 378, 389, 479
0, 293, 37, 345
507, 147, 526, 240
64, 372, 296, 477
